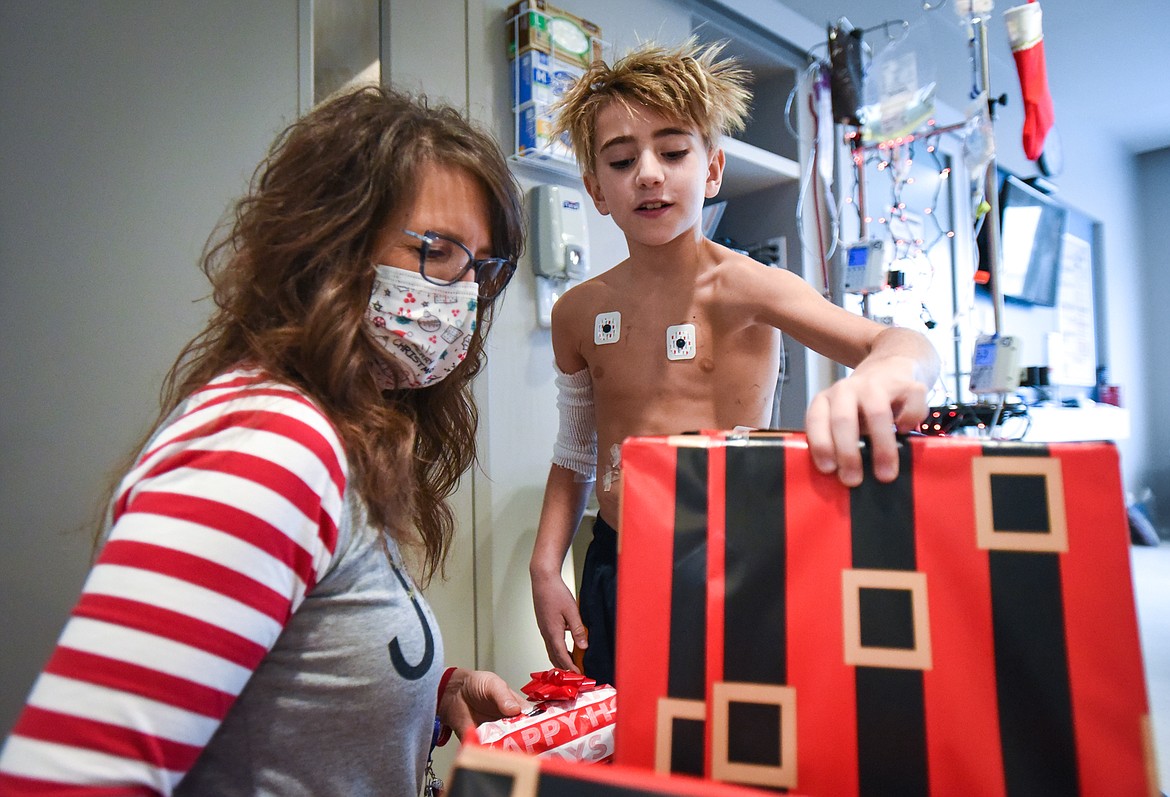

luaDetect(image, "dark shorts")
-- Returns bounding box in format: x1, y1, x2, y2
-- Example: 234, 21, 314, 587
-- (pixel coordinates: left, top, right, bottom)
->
578, 513, 617, 688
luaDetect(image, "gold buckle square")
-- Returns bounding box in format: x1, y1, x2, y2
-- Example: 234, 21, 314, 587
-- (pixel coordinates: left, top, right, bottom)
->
842, 568, 932, 670
452, 745, 540, 797
710, 681, 798, 789
972, 456, 1068, 553
655, 697, 705, 775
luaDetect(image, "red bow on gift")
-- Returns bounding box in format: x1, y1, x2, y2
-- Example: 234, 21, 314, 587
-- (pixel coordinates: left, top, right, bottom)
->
521, 669, 598, 702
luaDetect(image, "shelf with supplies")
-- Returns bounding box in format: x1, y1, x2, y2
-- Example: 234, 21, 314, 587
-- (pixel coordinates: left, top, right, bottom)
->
507, 136, 803, 194
506, 1, 608, 177
504, 4, 801, 194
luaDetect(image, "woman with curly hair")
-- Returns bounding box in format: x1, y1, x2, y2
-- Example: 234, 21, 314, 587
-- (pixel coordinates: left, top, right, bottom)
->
0, 84, 525, 796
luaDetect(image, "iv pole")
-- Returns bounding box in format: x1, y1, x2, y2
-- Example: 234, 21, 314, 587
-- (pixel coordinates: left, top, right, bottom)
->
839, 5, 1007, 332
826, 2, 1014, 420
834, 4, 1007, 340
967, 0, 1016, 433
969, 5, 1007, 335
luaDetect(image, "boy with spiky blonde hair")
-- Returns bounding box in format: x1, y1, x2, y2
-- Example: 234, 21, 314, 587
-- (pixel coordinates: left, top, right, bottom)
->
529, 38, 939, 686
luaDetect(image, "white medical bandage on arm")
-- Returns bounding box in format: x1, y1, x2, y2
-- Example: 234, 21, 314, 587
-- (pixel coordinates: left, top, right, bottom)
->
552, 365, 597, 481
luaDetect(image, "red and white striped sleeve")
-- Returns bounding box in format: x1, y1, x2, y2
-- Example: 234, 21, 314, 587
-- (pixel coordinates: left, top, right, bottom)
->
0, 370, 348, 795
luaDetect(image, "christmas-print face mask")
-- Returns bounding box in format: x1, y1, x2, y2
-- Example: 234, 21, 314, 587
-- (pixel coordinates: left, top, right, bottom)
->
366, 265, 479, 389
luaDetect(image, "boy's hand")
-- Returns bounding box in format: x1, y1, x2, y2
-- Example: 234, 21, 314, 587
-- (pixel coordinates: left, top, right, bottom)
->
805, 356, 929, 487
531, 570, 588, 673
438, 668, 526, 740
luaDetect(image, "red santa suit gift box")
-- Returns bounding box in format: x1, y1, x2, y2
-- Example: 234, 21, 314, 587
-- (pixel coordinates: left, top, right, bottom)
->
613, 431, 1157, 796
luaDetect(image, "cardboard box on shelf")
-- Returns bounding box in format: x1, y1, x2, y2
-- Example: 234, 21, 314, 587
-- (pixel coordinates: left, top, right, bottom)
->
510, 50, 581, 163
614, 431, 1157, 796
516, 102, 574, 163
510, 50, 583, 111
505, 0, 603, 67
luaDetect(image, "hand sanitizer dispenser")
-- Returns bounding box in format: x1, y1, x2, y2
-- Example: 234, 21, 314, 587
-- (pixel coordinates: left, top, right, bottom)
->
531, 184, 589, 328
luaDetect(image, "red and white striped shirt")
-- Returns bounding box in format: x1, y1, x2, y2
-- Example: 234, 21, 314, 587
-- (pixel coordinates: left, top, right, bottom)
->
0, 368, 425, 794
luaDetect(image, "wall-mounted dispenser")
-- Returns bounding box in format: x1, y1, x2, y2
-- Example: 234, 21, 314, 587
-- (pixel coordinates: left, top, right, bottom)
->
531, 184, 589, 328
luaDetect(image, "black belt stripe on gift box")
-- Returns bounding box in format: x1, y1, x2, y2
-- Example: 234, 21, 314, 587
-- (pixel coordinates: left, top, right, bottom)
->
982, 442, 1079, 797
725, 443, 787, 686
723, 442, 787, 768
849, 439, 929, 797
665, 444, 708, 776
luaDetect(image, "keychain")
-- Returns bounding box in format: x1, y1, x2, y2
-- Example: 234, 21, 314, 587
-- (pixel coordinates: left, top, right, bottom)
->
423, 713, 448, 797
423, 759, 444, 797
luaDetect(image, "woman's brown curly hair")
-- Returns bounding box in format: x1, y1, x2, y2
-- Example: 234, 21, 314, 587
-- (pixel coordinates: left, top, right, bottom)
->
102, 85, 523, 585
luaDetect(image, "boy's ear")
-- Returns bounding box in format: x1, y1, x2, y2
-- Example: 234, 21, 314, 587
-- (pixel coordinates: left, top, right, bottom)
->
704, 147, 726, 199
582, 172, 611, 216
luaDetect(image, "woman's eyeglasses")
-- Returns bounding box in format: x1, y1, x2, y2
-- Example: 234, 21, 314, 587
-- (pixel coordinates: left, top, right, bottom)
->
404, 229, 516, 300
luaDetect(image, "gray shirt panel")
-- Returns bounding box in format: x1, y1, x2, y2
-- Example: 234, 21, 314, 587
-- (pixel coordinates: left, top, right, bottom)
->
176, 489, 444, 797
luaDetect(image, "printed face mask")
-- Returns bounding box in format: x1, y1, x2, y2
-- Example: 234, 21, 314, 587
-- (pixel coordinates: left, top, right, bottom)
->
366, 266, 479, 389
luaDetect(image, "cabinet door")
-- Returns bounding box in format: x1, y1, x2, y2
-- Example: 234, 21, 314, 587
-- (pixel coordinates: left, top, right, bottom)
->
385, 0, 468, 106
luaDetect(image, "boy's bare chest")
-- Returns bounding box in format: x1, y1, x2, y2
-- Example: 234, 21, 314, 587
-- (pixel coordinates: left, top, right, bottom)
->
580, 308, 781, 410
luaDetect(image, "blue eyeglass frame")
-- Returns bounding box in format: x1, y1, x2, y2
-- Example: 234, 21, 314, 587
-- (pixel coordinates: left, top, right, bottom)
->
404, 229, 516, 300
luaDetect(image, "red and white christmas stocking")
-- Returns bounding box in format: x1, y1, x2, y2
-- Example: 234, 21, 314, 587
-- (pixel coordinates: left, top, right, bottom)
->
1005, 0, 1055, 161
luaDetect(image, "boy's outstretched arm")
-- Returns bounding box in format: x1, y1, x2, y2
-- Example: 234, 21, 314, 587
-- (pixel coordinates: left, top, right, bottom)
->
804, 325, 940, 487
530, 464, 594, 672
739, 262, 939, 487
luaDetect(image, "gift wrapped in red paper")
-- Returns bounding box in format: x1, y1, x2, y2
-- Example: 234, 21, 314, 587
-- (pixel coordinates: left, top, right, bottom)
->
613, 431, 1157, 796
473, 669, 617, 763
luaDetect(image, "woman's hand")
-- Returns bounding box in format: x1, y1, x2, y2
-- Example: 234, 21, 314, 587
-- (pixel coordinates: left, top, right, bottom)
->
437, 668, 526, 740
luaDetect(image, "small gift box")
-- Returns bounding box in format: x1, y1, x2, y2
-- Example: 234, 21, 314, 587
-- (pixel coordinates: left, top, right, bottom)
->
474, 669, 617, 764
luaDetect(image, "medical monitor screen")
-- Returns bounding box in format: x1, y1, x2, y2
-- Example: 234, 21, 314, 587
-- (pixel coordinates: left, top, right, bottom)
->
991, 174, 1067, 307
